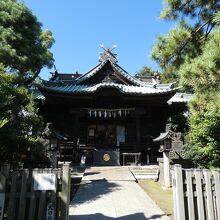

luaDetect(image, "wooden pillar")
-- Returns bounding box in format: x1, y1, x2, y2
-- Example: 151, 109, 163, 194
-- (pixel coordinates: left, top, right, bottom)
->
135, 114, 141, 152
163, 151, 170, 187
146, 154, 150, 165
69, 108, 80, 142
73, 112, 80, 142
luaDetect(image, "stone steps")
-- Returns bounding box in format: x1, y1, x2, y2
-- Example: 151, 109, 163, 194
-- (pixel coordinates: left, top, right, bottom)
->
129, 166, 159, 180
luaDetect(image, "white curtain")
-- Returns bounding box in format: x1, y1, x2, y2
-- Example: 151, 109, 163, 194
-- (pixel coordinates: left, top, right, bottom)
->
116, 125, 125, 146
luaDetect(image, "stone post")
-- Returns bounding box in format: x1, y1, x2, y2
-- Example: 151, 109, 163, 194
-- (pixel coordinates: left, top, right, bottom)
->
163, 151, 170, 187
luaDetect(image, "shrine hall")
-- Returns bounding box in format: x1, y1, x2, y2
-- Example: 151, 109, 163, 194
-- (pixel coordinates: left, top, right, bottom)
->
35, 46, 190, 165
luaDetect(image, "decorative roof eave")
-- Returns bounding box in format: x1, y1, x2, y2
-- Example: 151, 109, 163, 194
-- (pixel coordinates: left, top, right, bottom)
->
111, 63, 144, 86
35, 92, 45, 100
167, 92, 193, 104
74, 59, 138, 86
31, 87, 45, 100
111, 63, 174, 89
36, 82, 177, 96
75, 61, 108, 84
73, 59, 175, 90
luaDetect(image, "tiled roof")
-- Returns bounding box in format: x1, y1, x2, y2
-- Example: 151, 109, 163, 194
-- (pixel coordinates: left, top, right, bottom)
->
54, 73, 82, 81
75, 61, 107, 84
74, 60, 174, 90
167, 93, 193, 104
38, 81, 176, 96
32, 88, 45, 100
35, 93, 45, 100
37, 52, 177, 97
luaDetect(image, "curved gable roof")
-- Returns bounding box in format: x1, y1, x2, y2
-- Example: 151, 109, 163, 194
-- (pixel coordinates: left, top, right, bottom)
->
36, 49, 177, 97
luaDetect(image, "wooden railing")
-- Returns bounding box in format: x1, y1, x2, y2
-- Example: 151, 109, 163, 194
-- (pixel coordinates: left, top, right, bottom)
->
0, 164, 71, 220
173, 164, 220, 220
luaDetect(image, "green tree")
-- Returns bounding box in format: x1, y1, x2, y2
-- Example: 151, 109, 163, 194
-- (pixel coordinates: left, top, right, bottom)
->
0, 0, 54, 84
0, 65, 43, 162
152, 0, 220, 168
0, 0, 54, 164
137, 66, 155, 76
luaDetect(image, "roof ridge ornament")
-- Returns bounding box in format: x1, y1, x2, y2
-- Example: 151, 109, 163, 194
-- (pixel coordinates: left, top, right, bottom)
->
99, 44, 118, 63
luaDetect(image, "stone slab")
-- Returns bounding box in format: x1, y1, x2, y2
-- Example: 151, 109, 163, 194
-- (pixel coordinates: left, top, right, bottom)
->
82, 166, 136, 181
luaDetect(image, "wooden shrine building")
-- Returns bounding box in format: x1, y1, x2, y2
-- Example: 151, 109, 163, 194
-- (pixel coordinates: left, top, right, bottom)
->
36, 46, 189, 165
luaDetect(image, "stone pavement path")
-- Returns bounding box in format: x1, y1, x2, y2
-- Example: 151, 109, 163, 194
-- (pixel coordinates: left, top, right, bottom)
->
69, 167, 170, 220
81, 166, 136, 181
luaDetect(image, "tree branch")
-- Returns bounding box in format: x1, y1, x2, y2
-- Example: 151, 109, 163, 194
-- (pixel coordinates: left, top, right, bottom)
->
179, 0, 193, 11
25, 68, 42, 86
167, 19, 214, 65
205, 23, 215, 39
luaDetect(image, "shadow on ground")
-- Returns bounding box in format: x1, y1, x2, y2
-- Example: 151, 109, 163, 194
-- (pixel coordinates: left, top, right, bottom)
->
83, 171, 101, 176
69, 212, 168, 220
71, 180, 121, 205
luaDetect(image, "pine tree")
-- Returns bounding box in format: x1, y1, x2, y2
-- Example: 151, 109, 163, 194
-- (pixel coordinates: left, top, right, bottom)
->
0, 0, 54, 164
151, 0, 220, 167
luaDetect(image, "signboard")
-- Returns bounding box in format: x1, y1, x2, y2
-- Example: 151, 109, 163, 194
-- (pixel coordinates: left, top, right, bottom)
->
0, 193, 5, 220
46, 202, 55, 220
33, 173, 56, 191
88, 128, 95, 137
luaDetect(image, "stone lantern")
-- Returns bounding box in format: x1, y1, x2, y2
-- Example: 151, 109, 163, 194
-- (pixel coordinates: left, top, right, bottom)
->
154, 121, 184, 187
43, 123, 67, 168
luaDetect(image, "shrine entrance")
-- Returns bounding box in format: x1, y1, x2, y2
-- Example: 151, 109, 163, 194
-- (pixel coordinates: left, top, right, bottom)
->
87, 124, 125, 148
36, 46, 184, 165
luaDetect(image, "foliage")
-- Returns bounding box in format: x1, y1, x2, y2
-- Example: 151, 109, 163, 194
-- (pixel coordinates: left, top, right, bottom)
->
169, 113, 188, 133
160, 0, 220, 22
152, 0, 220, 168
137, 66, 155, 76
151, 24, 203, 85
0, 65, 44, 163
179, 29, 220, 91
0, 0, 54, 84
0, 0, 54, 164
184, 92, 220, 168
152, 0, 220, 87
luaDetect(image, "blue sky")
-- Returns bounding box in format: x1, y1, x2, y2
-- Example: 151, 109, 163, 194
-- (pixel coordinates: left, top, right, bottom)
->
24, 0, 175, 80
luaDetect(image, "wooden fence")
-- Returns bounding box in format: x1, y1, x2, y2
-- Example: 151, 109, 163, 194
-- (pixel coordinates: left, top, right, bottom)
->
173, 164, 220, 220
0, 164, 71, 220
